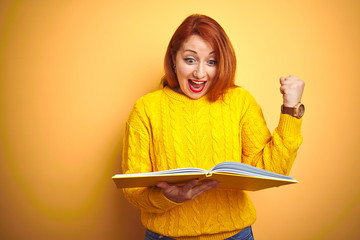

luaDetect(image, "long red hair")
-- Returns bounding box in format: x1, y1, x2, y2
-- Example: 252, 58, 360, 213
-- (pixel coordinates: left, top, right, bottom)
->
161, 14, 237, 101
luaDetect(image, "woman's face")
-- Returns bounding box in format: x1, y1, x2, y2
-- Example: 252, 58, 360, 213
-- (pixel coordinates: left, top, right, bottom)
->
174, 35, 217, 99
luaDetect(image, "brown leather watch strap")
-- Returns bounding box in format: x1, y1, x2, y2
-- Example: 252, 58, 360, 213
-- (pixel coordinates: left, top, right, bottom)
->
281, 103, 305, 119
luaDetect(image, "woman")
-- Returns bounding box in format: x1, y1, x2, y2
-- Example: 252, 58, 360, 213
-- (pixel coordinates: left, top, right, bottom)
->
122, 14, 304, 240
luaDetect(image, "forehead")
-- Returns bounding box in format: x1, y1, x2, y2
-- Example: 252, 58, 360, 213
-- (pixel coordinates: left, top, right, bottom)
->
180, 35, 214, 53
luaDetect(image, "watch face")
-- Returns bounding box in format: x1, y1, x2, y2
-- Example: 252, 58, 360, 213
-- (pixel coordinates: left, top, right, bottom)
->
298, 104, 305, 118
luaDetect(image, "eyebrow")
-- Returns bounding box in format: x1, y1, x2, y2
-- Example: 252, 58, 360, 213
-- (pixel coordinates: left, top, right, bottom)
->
184, 49, 216, 55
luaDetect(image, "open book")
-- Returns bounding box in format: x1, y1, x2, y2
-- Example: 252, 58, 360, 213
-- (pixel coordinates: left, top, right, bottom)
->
112, 161, 298, 191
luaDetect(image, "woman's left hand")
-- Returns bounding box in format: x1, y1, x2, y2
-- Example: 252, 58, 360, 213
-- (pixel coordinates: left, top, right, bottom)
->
280, 75, 305, 107
156, 179, 220, 203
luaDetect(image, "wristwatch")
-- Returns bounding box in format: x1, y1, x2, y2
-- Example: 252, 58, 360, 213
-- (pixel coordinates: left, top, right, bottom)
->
281, 103, 305, 119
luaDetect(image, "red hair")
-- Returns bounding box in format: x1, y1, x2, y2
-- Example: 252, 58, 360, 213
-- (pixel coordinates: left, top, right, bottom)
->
161, 14, 237, 101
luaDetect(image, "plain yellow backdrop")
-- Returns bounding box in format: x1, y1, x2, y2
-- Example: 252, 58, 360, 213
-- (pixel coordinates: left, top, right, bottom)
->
1, 0, 359, 239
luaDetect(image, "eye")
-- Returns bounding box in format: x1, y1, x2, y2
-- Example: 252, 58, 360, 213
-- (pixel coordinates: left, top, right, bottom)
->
184, 58, 196, 64
208, 60, 217, 66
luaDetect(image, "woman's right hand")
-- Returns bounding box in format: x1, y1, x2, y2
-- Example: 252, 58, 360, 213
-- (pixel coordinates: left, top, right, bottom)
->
156, 179, 220, 203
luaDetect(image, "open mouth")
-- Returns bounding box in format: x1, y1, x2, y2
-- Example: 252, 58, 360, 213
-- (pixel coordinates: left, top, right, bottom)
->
188, 79, 206, 93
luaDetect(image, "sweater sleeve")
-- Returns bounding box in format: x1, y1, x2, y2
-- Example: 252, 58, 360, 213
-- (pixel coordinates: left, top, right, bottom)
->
240, 91, 303, 175
121, 100, 181, 213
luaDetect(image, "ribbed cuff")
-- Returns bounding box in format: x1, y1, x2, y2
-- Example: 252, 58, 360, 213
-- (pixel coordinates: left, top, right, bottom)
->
277, 113, 303, 138
149, 187, 182, 211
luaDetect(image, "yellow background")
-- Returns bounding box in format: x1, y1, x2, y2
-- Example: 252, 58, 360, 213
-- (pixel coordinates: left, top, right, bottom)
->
1, 0, 359, 239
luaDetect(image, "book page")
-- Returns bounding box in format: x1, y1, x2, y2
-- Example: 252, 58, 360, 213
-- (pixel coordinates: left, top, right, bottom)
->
113, 167, 207, 178
210, 162, 295, 181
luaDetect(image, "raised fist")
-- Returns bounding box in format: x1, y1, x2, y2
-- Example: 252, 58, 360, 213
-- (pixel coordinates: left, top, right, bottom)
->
280, 75, 305, 107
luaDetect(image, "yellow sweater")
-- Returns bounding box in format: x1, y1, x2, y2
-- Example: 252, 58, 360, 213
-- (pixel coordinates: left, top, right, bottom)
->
122, 86, 303, 240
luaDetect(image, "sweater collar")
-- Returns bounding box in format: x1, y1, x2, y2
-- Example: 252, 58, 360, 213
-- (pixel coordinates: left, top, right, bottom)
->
163, 86, 209, 103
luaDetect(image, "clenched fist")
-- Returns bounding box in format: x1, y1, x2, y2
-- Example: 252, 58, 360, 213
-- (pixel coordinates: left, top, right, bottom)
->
280, 75, 305, 107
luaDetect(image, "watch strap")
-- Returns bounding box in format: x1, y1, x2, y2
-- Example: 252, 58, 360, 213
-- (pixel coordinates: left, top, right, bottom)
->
281, 103, 305, 119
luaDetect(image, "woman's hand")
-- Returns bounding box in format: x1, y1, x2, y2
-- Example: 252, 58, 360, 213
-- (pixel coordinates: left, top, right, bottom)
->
156, 179, 220, 203
280, 75, 305, 107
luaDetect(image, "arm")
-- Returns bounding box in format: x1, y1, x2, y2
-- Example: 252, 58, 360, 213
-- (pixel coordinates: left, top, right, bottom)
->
123, 114, 220, 208
121, 101, 181, 213
241, 75, 305, 175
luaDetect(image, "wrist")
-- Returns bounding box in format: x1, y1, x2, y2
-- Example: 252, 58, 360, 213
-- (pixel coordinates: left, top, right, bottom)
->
281, 103, 305, 119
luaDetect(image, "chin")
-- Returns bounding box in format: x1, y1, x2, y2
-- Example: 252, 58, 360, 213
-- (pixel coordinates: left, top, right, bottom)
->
185, 90, 208, 99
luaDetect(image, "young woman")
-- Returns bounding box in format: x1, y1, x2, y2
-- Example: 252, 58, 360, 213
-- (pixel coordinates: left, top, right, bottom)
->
122, 14, 305, 240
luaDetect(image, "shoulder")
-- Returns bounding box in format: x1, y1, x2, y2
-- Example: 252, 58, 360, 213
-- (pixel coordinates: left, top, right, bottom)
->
225, 86, 256, 105
222, 87, 262, 120
132, 88, 164, 111
227, 86, 251, 95
135, 88, 163, 105
139, 88, 164, 102
128, 88, 165, 123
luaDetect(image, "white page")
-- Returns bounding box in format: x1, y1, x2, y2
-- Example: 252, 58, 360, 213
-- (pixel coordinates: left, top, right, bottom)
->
114, 168, 207, 178
210, 162, 295, 181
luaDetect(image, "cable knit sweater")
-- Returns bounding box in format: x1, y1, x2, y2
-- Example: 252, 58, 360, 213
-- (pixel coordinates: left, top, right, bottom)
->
122, 86, 303, 240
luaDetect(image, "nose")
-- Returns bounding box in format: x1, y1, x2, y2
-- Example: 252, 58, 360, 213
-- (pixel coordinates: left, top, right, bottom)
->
194, 64, 205, 79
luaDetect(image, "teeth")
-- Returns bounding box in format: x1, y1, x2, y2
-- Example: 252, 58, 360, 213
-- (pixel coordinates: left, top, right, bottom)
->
191, 80, 205, 85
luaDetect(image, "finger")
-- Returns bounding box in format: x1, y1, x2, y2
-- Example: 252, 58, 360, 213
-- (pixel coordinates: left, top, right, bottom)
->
156, 181, 171, 189
281, 76, 294, 84
280, 76, 295, 86
191, 181, 220, 195
279, 76, 285, 84
189, 182, 220, 200
191, 191, 206, 200
280, 79, 295, 89
280, 85, 287, 94
182, 179, 199, 192
285, 75, 300, 83
287, 75, 297, 79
